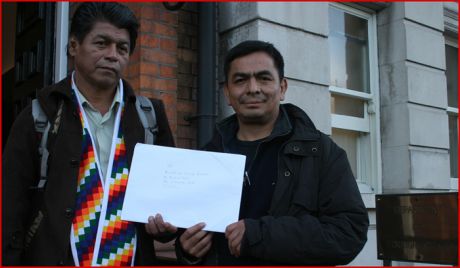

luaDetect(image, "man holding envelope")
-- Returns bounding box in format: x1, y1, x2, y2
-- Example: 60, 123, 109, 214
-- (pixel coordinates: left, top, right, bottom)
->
3, 3, 175, 266
149, 40, 369, 265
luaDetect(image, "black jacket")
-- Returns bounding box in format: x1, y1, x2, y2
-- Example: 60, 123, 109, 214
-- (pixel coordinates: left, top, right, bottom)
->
2, 77, 175, 265
199, 103, 369, 265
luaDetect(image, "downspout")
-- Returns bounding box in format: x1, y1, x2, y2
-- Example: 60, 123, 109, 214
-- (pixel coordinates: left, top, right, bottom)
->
54, 2, 69, 82
197, 2, 217, 148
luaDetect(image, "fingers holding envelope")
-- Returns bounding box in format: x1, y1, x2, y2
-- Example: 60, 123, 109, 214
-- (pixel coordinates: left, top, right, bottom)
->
145, 213, 178, 236
180, 222, 213, 258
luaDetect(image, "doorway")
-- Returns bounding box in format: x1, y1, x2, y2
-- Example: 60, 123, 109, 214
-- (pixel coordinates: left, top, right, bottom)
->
2, 2, 55, 146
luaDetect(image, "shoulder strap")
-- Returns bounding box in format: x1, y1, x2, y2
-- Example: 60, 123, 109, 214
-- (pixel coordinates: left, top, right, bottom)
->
31, 99, 51, 190
135, 95, 158, 145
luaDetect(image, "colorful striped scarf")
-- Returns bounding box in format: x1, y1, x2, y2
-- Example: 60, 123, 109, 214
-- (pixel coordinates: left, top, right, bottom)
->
70, 79, 137, 266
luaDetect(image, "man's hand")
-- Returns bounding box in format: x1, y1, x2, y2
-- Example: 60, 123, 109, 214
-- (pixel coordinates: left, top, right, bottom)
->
145, 213, 178, 237
180, 223, 213, 258
225, 220, 245, 257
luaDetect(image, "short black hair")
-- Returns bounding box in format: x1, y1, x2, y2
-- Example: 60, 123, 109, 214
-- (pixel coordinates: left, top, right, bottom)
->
70, 2, 139, 54
224, 40, 285, 82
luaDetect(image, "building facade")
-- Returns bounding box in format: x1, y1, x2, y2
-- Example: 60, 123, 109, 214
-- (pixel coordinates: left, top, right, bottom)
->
218, 2, 458, 265
2, 2, 458, 266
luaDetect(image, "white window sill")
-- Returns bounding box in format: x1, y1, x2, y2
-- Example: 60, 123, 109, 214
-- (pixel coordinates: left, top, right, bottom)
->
361, 193, 376, 209
451, 178, 458, 190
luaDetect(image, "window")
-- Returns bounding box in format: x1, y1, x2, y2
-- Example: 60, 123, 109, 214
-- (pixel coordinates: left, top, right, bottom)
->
329, 4, 381, 194
445, 37, 458, 189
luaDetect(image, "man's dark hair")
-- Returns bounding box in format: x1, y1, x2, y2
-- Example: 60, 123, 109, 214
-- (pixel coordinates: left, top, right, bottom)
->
224, 40, 285, 82
70, 2, 139, 54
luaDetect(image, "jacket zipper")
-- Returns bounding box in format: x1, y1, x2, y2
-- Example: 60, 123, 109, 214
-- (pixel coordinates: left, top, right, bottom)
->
243, 128, 292, 190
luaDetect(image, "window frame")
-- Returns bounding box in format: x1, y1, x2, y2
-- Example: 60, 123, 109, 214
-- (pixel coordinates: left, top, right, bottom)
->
329, 3, 382, 197
445, 37, 458, 190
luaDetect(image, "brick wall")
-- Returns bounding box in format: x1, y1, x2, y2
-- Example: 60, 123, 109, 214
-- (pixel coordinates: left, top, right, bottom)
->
124, 2, 199, 149
123, 2, 180, 145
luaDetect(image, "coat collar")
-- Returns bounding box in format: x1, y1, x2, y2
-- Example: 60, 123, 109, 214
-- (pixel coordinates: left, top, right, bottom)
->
281, 103, 320, 141
215, 105, 292, 147
214, 103, 319, 150
37, 75, 137, 118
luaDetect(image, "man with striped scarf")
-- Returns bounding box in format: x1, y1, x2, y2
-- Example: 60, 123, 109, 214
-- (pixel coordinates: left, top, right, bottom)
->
3, 3, 175, 265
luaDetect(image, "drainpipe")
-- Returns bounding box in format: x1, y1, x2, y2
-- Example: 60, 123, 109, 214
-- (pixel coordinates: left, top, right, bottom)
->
54, 2, 69, 82
197, 2, 217, 148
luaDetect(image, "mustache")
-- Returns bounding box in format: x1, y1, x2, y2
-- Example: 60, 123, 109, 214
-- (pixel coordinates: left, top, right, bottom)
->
239, 94, 267, 104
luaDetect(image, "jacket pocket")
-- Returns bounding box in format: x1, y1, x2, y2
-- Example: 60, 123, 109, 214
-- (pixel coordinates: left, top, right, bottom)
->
290, 157, 319, 216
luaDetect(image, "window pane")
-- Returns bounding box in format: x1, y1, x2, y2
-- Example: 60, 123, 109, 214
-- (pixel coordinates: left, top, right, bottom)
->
331, 128, 358, 178
329, 7, 370, 93
449, 114, 458, 178
446, 44, 458, 108
331, 94, 365, 117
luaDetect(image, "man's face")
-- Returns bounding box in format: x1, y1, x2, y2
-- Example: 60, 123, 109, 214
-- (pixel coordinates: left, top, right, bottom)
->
224, 51, 287, 125
68, 21, 130, 91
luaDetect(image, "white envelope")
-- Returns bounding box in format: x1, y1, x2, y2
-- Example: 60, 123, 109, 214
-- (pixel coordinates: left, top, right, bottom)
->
121, 143, 246, 233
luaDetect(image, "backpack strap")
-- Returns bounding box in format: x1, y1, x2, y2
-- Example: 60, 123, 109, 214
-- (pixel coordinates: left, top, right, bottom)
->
135, 95, 158, 145
31, 99, 63, 190
31, 99, 51, 190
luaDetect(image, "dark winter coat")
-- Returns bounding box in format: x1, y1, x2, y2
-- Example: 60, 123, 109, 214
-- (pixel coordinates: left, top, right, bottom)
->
201, 103, 369, 265
2, 76, 175, 265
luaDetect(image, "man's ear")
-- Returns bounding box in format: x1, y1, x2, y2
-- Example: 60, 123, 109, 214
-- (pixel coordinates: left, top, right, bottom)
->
279, 78, 288, 101
68, 36, 78, 57
223, 83, 231, 106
